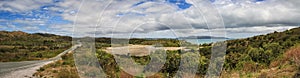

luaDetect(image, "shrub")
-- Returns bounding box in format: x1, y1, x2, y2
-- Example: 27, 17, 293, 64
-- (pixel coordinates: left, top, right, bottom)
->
38, 67, 45, 72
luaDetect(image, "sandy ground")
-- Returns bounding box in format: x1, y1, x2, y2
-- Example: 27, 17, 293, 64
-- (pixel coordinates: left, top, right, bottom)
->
104, 45, 185, 56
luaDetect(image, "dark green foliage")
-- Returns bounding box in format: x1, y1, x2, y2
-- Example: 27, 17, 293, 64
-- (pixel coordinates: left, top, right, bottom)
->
96, 49, 120, 78
161, 50, 182, 77
131, 56, 151, 65
95, 38, 190, 47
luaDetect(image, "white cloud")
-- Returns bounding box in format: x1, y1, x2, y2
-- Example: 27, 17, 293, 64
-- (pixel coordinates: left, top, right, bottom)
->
0, 0, 52, 12
213, 0, 300, 27
22, 26, 39, 31
225, 26, 298, 33
53, 0, 182, 37
1, 0, 299, 38
51, 0, 300, 37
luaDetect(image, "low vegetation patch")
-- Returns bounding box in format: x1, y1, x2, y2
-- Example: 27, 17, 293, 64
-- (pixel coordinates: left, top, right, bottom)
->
33, 53, 80, 78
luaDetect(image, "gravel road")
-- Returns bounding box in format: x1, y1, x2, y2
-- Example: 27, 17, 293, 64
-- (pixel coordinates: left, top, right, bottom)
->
0, 44, 81, 78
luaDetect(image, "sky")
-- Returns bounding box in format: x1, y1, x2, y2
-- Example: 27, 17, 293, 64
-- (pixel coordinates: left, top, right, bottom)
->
0, 0, 299, 38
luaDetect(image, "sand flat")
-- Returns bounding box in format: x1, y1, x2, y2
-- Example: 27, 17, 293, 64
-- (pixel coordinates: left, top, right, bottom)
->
104, 45, 184, 56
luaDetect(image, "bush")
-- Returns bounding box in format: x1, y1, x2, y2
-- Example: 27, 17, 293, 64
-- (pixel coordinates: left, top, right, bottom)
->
38, 67, 45, 72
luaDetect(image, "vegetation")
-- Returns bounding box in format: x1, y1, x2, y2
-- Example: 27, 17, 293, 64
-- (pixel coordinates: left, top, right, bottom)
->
216, 27, 300, 77
95, 38, 192, 47
93, 27, 300, 77
10, 27, 300, 77
34, 52, 80, 78
0, 31, 72, 62
96, 49, 205, 78
221, 27, 300, 72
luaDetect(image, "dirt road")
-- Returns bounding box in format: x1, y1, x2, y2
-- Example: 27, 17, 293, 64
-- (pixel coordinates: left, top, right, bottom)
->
0, 44, 81, 78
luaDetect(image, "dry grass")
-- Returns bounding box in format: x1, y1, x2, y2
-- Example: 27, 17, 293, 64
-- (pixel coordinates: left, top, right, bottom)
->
33, 53, 80, 78
285, 45, 300, 66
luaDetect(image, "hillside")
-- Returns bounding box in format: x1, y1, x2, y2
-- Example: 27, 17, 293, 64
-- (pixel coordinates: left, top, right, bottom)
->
224, 27, 300, 69
0, 31, 72, 62
199, 27, 300, 77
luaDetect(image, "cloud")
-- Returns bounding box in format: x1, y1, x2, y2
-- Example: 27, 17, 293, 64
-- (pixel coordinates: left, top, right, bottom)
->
212, 0, 300, 27
0, 0, 53, 12
52, 0, 181, 36
22, 26, 39, 31
225, 26, 297, 33
49, 0, 300, 37
1, 0, 300, 38
53, 0, 212, 37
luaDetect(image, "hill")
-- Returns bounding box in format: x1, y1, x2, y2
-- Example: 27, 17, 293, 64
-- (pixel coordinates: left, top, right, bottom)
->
179, 36, 230, 39
0, 31, 72, 62
199, 27, 300, 77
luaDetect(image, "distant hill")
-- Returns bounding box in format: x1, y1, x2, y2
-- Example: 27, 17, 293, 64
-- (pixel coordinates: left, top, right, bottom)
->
179, 36, 230, 39
0, 31, 71, 41
0, 31, 72, 62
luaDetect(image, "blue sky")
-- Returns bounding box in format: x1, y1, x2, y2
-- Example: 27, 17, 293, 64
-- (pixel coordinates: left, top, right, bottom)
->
0, 0, 71, 33
0, 0, 299, 38
0, 0, 193, 34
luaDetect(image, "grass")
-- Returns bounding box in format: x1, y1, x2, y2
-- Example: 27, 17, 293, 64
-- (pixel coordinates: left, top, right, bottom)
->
33, 52, 80, 78
0, 48, 68, 62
